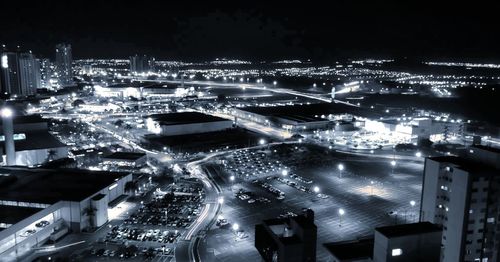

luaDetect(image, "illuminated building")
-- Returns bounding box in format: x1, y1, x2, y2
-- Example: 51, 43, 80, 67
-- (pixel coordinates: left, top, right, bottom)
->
146, 112, 233, 136
421, 145, 500, 261
0, 50, 40, 96
55, 43, 73, 87
129, 54, 155, 74
0, 167, 132, 261
0, 115, 68, 166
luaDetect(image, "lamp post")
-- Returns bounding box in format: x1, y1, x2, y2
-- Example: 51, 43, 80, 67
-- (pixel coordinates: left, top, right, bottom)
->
218, 197, 224, 216
1, 107, 15, 165
390, 160, 396, 175
370, 181, 374, 195
338, 163, 344, 179
338, 208, 345, 227
230, 175, 235, 191
410, 200, 416, 222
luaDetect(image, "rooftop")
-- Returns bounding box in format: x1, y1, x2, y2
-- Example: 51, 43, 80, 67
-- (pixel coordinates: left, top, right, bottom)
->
323, 237, 374, 260
148, 112, 230, 126
103, 151, 146, 161
428, 156, 499, 173
376, 222, 442, 238
0, 205, 43, 226
472, 144, 500, 154
0, 167, 130, 205
0, 132, 66, 151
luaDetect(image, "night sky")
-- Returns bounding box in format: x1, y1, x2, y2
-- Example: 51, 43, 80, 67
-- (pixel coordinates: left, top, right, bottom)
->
1, 1, 499, 62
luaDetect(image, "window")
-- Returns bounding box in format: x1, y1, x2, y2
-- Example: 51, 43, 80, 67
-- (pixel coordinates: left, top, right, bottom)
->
392, 248, 403, 256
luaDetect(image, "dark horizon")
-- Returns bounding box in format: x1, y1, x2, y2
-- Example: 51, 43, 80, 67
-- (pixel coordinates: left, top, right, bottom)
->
1, 1, 500, 62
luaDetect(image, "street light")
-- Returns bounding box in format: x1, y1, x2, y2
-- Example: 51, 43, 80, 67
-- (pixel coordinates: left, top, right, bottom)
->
230, 175, 235, 190
370, 181, 374, 195
415, 152, 422, 158
338, 163, 344, 178
282, 170, 288, 176
218, 197, 224, 205
1, 107, 15, 166
338, 208, 345, 227
390, 160, 396, 175
313, 186, 320, 193
259, 139, 266, 145
232, 223, 239, 232
410, 200, 416, 222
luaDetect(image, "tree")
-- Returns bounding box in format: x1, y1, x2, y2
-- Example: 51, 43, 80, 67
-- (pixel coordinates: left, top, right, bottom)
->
45, 149, 58, 163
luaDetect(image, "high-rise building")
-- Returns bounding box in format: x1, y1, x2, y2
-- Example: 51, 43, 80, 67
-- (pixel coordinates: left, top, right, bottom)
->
38, 58, 52, 89
420, 145, 500, 262
18, 52, 40, 95
129, 54, 155, 74
55, 43, 73, 86
0, 52, 21, 95
0, 50, 40, 96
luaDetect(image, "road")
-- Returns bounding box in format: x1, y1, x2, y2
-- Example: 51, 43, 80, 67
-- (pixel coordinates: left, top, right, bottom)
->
140, 78, 359, 107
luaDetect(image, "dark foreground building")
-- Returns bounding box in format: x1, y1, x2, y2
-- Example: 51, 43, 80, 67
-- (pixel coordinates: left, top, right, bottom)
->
255, 209, 317, 262
324, 222, 442, 262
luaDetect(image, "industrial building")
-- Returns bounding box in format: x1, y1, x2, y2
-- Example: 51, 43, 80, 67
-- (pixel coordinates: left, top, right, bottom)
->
0, 167, 132, 261
232, 105, 331, 132
324, 222, 442, 262
146, 112, 233, 136
102, 151, 147, 167
420, 145, 500, 262
0, 114, 68, 166
255, 209, 317, 262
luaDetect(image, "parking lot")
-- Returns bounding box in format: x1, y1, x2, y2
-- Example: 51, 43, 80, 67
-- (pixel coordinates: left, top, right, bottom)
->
203, 143, 424, 261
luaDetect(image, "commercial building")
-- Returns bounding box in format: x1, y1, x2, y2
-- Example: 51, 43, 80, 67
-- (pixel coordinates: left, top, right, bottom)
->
102, 151, 147, 168
364, 117, 463, 143
55, 43, 73, 87
255, 209, 317, 262
93, 82, 180, 99
146, 112, 233, 136
0, 167, 132, 261
129, 55, 155, 74
0, 114, 68, 166
232, 105, 331, 131
1, 51, 40, 96
18, 53, 40, 96
420, 145, 500, 262
324, 222, 442, 262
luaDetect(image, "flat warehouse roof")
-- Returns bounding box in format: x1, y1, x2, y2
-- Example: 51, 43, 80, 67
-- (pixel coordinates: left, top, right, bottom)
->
148, 112, 230, 126
0, 206, 44, 226
104, 151, 146, 160
0, 168, 130, 205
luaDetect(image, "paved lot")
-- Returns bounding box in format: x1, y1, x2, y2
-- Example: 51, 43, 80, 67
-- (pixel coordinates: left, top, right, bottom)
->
202, 144, 424, 261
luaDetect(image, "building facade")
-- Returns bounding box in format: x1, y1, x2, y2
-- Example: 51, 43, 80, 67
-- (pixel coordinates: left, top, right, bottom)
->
55, 43, 73, 86
129, 55, 155, 74
420, 145, 500, 262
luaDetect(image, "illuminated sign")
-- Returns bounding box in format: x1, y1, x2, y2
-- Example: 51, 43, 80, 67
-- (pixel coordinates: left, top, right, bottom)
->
0, 133, 26, 141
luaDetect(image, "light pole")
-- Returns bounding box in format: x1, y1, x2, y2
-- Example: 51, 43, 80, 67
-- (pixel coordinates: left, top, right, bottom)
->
218, 197, 224, 216
230, 175, 235, 191
338, 208, 345, 227
410, 200, 416, 222
313, 186, 320, 194
390, 160, 396, 175
338, 163, 344, 178
1, 107, 16, 165
370, 181, 374, 195
282, 169, 288, 176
